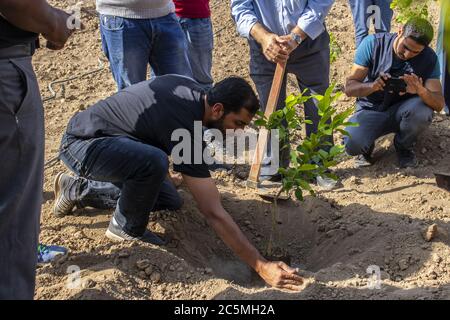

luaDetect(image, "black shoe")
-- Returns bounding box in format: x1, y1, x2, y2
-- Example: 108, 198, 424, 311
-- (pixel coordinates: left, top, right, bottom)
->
53, 172, 77, 217
397, 149, 418, 168
105, 217, 166, 246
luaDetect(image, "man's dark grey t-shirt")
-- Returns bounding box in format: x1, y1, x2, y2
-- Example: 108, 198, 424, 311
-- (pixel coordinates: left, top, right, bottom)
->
66, 75, 210, 178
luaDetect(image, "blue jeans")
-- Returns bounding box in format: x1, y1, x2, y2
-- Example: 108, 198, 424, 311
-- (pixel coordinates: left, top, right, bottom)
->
348, 0, 393, 47
59, 133, 182, 237
100, 13, 193, 90
344, 97, 433, 155
179, 17, 214, 90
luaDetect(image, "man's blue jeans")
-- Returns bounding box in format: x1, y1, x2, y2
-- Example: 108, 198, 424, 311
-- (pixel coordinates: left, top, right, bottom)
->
348, 0, 393, 47
100, 13, 193, 90
59, 133, 183, 237
344, 97, 434, 156
179, 17, 214, 90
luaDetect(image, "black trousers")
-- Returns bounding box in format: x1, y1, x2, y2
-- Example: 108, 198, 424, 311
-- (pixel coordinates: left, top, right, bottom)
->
0, 57, 44, 299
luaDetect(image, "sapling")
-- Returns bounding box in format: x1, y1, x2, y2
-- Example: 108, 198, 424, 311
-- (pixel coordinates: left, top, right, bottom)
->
255, 84, 358, 257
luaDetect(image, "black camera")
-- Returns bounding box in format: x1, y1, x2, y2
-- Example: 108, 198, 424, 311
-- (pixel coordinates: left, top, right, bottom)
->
385, 76, 407, 93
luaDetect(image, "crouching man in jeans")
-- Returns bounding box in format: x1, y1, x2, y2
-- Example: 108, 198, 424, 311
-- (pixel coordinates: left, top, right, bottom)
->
54, 75, 304, 291
344, 18, 445, 168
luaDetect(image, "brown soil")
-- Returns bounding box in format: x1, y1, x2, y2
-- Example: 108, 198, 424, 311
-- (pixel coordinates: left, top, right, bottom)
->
34, 0, 450, 300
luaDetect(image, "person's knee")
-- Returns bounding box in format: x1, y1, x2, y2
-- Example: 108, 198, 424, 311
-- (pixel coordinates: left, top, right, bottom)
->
139, 149, 169, 180
403, 98, 433, 129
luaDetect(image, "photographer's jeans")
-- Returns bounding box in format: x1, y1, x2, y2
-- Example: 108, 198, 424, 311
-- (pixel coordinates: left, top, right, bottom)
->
179, 17, 214, 90
100, 13, 193, 90
59, 133, 182, 237
344, 97, 434, 156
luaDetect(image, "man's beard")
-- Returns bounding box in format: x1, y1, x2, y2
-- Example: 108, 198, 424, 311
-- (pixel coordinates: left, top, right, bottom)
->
205, 116, 226, 135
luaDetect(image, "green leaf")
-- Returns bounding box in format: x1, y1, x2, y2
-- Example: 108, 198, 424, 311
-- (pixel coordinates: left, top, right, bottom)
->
295, 189, 304, 201
298, 164, 319, 171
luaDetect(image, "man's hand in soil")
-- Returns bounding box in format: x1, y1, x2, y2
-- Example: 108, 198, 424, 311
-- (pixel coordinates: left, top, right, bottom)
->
258, 261, 304, 291
183, 175, 304, 291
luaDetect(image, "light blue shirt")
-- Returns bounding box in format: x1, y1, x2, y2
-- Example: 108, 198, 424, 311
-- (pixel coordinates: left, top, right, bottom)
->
231, 0, 334, 40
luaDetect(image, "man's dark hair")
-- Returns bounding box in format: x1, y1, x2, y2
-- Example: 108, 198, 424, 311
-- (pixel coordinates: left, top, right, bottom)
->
207, 77, 260, 115
403, 17, 434, 47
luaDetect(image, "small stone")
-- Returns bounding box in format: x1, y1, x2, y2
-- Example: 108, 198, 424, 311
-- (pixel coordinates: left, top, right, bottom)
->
144, 266, 154, 276
118, 251, 130, 258
74, 231, 85, 239
424, 224, 438, 242
169, 265, 175, 271
138, 271, 147, 278
150, 272, 161, 283
136, 259, 150, 270
398, 259, 409, 271
421, 148, 427, 154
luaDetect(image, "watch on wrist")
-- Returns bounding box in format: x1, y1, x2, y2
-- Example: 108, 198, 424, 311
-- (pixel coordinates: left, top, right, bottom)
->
290, 32, 303, 45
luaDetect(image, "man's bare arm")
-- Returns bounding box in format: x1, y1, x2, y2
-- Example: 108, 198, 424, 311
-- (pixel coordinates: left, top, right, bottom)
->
0, 0, 73, 49
420, 79, 445, 112
182, 175, 304, 291
345, 64, 389, 97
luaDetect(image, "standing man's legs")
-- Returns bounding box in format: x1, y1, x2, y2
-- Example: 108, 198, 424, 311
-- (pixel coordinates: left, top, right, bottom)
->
349, 0, 392, 47
348, 0, 372, 47
150, 13, 193, 78
0, 57, 44, 299
99, 15, 151, 90
290, 48, 330, 139
373, 0, 393, 34
179, 17, 214, 90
